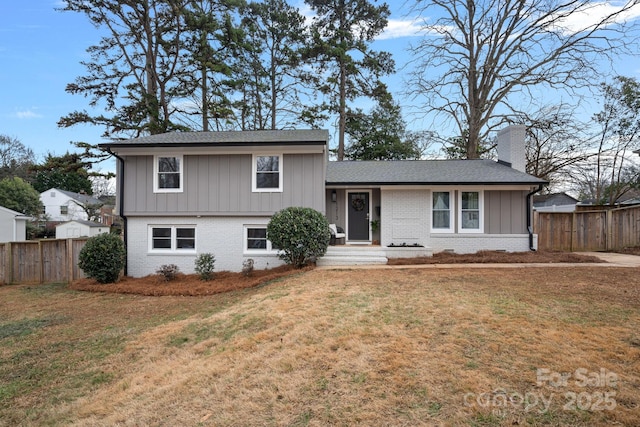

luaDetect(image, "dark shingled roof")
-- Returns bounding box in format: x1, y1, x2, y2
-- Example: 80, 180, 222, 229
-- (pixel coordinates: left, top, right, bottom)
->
99, 130, 329, 147
326, 160, 547, 185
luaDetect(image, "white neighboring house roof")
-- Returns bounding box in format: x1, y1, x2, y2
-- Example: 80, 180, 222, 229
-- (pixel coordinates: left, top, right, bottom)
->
49, 188, 102, 206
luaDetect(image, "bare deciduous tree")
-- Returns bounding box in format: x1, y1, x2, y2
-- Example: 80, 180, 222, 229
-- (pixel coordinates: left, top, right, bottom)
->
510, 104, 595, 190
407, 0, 640, 159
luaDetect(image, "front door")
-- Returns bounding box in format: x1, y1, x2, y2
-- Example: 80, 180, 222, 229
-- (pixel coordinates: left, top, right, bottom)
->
347, 191, 370, 241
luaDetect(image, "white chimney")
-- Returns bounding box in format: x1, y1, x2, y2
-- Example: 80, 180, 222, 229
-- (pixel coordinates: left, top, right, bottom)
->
497, 125, 526, 173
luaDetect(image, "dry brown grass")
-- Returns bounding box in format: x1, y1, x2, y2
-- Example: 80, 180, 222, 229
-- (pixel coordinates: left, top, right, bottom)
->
1, 266, 639, 426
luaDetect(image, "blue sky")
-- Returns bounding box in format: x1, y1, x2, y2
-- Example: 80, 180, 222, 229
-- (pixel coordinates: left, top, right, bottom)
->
1, 1, 639, 174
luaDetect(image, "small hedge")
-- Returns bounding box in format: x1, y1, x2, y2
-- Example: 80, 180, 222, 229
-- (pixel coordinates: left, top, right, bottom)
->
267, 207, 331, 268
78, 233, 126, 284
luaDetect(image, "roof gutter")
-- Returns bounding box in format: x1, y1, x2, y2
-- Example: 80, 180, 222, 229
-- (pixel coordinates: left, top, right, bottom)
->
106, 147, 128, 276
526, 184, 545, 251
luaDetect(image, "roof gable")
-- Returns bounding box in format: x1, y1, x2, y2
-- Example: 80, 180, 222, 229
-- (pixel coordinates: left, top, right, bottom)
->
0, 205, 30, 218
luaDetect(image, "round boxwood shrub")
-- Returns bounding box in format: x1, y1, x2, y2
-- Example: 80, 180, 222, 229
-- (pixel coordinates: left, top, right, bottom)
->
78, 232, 126, 284
267, 207, 331, 268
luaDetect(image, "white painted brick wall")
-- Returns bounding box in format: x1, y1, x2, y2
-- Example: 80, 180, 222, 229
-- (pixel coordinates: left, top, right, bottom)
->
126, 217, 284, 277
380, 188, 535, 253
381, 189, 429, 247
429, 234, 534, 254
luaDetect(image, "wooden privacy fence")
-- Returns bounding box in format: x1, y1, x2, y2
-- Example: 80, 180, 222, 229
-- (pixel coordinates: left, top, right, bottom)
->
534, 205, 640, 252
0, 238, 88, 285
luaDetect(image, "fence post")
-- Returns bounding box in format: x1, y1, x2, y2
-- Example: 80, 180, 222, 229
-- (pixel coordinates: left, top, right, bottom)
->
67, 238, 74, 282
571, 212, 576, 252
606, 209, 613, 251
6, 242, 12, 284
39, 240, 44, 284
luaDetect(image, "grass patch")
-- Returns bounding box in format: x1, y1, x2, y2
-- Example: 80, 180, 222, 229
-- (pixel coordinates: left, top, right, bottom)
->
0, 317, 61, 339
1, 267, 639, 426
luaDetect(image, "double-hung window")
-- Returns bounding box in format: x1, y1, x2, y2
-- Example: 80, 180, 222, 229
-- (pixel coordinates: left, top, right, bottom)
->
244, 226, 278, 253
150, 226, 196, 252
252, 154, 282, 192
432, 191, 453, 232
154, 155, 183, 192
459, 191, 483, 233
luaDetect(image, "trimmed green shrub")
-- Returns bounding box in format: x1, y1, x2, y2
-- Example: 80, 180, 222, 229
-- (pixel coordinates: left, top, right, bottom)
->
78, 233, 126, 284
194, 253, 216, 281
267, 207, 331, 268
156, 264, 180, 282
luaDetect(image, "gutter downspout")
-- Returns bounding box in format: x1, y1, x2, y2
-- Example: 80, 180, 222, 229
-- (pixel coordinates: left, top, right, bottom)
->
107, 148, 128, 276
526, 184, 544, 251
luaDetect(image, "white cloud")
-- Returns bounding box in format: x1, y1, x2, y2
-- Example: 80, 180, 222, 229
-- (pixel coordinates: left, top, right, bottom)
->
546, 1, 640, 34
378, 18, 424, 40
13, 110, 43, 119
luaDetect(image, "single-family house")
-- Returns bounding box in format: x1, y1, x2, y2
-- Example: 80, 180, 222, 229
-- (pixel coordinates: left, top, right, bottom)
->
0, 206, 30, 243
40, 188, 103, 223
100, 125, 547, 277
55, 220, 110, 239
533, 192, 579, 213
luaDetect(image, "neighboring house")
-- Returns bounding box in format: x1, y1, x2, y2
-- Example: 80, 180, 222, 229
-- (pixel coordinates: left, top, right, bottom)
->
533, 192, 578, 213
100, 126, 547, 277
40, 188, 103, 223
0, 206, 30, 243
55, 220, 110, 239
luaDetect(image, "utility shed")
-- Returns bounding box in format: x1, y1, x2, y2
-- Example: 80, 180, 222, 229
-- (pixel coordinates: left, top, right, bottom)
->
55, 220, 110, 239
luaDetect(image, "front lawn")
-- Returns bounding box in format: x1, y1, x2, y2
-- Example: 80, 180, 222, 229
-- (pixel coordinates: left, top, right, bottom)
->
1, 267, 638, 426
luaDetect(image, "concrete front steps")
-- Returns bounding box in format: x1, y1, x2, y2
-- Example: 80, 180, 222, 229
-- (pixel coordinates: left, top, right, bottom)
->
317, 245, 432, 267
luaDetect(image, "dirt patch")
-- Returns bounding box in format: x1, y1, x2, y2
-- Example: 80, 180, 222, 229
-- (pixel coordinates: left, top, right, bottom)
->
70, 265, 309, 296
388, 249, 605, 265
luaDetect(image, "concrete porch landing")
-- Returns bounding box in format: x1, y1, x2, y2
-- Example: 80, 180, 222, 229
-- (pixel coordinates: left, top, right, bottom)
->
317, 245, 432, 267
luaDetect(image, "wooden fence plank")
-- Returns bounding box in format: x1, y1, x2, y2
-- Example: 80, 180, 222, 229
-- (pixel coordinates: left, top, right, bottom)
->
535, 205, 640, 251
0, 238, 89, 285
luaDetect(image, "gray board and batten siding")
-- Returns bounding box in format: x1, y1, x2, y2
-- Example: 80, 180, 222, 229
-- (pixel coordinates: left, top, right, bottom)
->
121, 153, 326, 216
484, 190, 528, 234
100, 130, 329, 217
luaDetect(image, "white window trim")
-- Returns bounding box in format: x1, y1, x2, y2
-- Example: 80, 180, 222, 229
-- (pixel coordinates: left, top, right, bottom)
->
243, 225, 279, 254
252, 154, 283, 193
148, 225, 196, 253
458, 190, 484, 234
431, 190, 455, 233
153, 154, 184, 193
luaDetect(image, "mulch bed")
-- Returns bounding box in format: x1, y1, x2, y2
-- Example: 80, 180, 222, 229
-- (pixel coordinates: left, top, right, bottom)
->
69, 265, 310, 296
387, 250, 606, 265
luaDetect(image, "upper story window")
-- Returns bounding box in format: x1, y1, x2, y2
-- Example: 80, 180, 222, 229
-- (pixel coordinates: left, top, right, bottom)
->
60, 205, 68, 215
459, 191, 483, 233
252, 154, 282, 192
154, 155, 183, 193
432, 191, 453, 232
